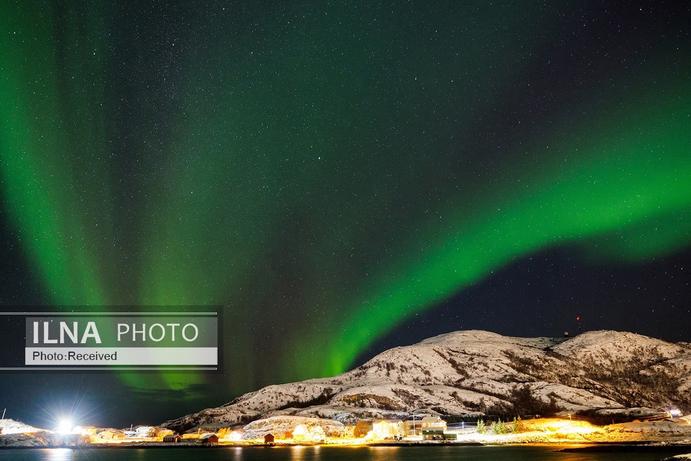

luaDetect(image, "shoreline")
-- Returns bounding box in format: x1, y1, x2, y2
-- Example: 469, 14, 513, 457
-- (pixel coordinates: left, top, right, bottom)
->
2, 441, 691, 450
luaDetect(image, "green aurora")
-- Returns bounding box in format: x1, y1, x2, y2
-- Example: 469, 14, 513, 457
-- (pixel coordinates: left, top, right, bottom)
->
0, 1, 689, 396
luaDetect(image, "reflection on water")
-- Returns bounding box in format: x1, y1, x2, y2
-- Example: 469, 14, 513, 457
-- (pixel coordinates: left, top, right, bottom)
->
0, 446, 688, 461
289, 445, 325, 461
290, 446, 310, 461
45, 449, 72, 461
371, 447, 400, 461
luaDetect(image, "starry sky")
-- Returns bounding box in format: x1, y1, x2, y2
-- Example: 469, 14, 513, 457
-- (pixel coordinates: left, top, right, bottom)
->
0, 1, 689, 427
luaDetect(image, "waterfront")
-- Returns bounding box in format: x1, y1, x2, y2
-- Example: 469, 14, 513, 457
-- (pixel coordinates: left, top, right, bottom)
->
1, 445, 689, 461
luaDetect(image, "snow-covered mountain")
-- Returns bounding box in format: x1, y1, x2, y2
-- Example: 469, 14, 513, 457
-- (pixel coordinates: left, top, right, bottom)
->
0, 419, 42, 436
163, 330, 691, 432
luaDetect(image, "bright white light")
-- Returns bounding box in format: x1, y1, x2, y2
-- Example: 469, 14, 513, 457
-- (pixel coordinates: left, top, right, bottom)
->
56, 418, 74, 435
228, 431, 243, 442
669, 408, 682, 418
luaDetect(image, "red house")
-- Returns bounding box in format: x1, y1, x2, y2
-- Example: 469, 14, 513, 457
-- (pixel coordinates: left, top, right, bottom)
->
199, 433, 219, 445
264, 433, 275, 445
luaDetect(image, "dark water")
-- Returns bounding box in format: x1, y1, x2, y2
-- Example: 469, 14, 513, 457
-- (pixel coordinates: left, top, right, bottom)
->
0, 446, 686, 461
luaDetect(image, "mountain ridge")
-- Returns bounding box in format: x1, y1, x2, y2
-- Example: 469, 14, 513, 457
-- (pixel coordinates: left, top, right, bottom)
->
163, 330, 690, 432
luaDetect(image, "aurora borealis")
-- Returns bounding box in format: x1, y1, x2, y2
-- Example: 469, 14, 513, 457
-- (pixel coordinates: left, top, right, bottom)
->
0, 1, 690, 426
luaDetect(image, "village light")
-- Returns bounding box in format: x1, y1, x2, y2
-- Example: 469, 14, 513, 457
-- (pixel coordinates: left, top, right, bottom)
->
533, 419, 599, 435
55, 418, 74, 435
292, 424, 308, 441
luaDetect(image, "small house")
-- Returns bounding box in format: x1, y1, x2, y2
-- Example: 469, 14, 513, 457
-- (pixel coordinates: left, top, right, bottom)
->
421, 416, 447, 440
264, 433, 275, 445
199, 433, 219, 445
403, 420, 419, 436
163, 434, 182, 443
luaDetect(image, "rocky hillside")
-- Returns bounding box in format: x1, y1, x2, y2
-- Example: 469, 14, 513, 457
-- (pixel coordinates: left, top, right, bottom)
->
163, 330, 690, 432
0, 419, 55, 447
0, 419, 42, 435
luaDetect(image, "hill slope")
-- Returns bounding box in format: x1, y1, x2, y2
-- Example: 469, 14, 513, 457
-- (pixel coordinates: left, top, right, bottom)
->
163, 330, 690, 431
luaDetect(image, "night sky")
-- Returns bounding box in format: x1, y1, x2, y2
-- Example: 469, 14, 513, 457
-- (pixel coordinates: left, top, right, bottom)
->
0, 1, 689, 428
